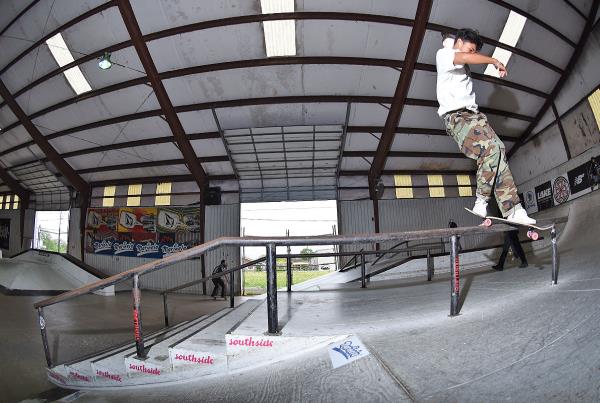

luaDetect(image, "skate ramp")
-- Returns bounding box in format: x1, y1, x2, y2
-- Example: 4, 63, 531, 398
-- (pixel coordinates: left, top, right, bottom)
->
0, 249, 114, 296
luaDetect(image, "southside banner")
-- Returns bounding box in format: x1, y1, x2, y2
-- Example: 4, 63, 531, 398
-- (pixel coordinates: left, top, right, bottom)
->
86, 207, 201, 259
0, 219, 10, 250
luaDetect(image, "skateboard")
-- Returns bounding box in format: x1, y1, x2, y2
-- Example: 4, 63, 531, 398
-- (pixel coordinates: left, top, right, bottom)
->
464, 207, 553, 240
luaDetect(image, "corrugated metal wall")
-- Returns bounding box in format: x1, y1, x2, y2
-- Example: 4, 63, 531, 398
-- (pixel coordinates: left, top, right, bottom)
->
84, 204, 241, 295
338, 198, 501, 264
338, 199, 375, 265
378, 197, 500, 251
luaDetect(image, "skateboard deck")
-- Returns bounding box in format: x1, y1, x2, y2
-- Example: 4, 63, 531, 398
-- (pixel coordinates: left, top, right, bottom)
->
464, 207, 553, 240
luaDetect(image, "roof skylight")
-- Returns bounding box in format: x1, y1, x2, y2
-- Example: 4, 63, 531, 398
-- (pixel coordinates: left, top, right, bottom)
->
484, 11, 527, 77
260, 0, 296, 57
46, 32, 92, 95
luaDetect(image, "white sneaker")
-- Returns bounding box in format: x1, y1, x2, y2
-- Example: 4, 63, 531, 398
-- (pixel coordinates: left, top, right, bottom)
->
505, 204, 536, 225
472, 196, 488, 217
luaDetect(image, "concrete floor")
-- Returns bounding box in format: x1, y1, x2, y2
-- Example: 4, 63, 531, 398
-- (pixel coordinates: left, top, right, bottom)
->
2, 190, 599, 402
0, 292, 239, 403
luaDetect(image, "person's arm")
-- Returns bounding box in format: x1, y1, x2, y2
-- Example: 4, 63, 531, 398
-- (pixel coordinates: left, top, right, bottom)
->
454, 52, 507, 77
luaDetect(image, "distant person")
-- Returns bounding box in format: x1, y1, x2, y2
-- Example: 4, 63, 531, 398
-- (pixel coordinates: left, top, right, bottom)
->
493, 230, 528, 271
448, 219, 462, 252
211, 259, 227, 300
436, 28, 536, 225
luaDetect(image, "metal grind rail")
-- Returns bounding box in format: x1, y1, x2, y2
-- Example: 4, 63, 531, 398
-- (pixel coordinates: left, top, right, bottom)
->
33, 223, 560, 367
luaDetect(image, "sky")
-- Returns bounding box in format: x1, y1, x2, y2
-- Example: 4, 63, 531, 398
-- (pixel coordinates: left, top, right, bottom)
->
240, 200, 338, 259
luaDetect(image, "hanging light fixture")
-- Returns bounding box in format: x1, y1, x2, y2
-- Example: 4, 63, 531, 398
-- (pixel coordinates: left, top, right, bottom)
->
98, 51, 112, 70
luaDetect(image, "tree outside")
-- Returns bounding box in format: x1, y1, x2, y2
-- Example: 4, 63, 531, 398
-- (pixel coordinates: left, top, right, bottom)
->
39, 230, 67, 253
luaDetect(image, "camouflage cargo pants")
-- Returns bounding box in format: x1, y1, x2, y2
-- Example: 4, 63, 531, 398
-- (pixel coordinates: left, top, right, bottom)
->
443, 110, 520, 215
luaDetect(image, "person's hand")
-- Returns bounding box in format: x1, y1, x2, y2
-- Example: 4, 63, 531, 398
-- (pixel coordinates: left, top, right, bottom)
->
493, 59, 507, 78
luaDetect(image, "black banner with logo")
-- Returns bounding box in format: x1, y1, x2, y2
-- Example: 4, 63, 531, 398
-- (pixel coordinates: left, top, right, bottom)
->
0, 219, 10, 250
535, 181, 553, 211
567, 161, 592, 195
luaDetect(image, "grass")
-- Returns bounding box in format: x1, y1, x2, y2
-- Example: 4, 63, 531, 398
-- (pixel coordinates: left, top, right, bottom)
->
243, 270, 331, 294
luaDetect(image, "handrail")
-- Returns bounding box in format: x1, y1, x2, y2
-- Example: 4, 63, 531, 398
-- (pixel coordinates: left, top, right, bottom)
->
163, 257, 266, 294
340, 248, 363, 271
33, 224, 521, 309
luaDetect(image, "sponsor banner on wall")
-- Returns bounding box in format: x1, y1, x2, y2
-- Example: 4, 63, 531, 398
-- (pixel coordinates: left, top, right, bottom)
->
86, 208, 118, 231
535, 181, 553, 211
117, 208, 156, 233
158, 233, 196, 258
552, 175, 571, 205
567, 161, 593, 198
85, 230, 116, 255
0, 219, 10, 250
522, 189, 538, 214
157, 207, 202, 233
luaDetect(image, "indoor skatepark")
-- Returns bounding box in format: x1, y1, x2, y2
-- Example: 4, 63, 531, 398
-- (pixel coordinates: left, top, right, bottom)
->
1, 1, 600, 402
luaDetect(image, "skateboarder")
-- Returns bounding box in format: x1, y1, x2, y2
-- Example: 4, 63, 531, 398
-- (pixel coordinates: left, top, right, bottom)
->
211, 259, 227, 300
436, 28, 535, 225
493, 229, 528, 271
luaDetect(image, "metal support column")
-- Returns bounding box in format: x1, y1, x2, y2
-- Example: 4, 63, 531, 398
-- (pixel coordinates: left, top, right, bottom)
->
37, 307, 52, 367
266, 243, 279, 334
132, 274, 146, 358
229, 271, 235, 308
286, 257, 292, 293
162, 293, 169, 327
449, 235, 460, 316
551, 226, 559, 285
361, 253, 366, 288
427, 249, 434, 281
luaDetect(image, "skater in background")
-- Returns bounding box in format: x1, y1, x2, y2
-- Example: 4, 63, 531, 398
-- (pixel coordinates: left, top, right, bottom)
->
493, 230, 528, 271
436, 28, 536, 225
211, 259, 227, 300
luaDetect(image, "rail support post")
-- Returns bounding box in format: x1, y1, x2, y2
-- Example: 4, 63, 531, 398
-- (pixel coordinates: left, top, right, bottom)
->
132, 274, 146, 358
427, 249, 434, 281
37, 307, 52, 367
551, 226, 559, 285
449, 235, 460, 316
229, 270, 235, 308
266, 243, 279, 334
286, 257, 292, 293
361, 253, 366, 288
162, 293, 169, 327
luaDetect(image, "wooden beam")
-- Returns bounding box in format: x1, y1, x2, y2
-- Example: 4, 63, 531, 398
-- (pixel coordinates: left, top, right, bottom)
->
0, 167, 29, 200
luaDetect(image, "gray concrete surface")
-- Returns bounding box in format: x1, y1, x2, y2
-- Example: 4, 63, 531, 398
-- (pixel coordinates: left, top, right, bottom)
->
2, 190, 599, 402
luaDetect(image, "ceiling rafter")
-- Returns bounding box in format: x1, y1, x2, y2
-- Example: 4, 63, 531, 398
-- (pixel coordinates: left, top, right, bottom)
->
0, 12, 562, 111
118, 0, 208, 190
0, 1, 40, 37
345, 151, 466, 159
91, 174, 236, 187
486, 0, 576, 47
76, 156, 229, 175
368, 0, 434, 193
0, 79, 88, 195
0, 1, 116, 75
508, 0, 600, 158
1, 95, 534, 159
0, 56, 547, 135
0, 166, 29, 200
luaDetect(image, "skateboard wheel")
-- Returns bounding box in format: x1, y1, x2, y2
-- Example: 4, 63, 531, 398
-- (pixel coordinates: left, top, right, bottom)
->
530, 231, 539, 241
526, 230, 532, 238
483, 218, 492, 227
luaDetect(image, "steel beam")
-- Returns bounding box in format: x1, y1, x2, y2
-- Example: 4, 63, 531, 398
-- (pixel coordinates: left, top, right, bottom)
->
0, 80, 88, 195
368, 0, 433, 198
508, 0, 599, 158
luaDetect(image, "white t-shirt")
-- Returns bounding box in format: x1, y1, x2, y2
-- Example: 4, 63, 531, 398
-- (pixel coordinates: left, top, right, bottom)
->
435, 47, 478, 116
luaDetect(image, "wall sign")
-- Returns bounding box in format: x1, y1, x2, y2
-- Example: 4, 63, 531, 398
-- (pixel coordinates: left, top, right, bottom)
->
0, 219, 10, 250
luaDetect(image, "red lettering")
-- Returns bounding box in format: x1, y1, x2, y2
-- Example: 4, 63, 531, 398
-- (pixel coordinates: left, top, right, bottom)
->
454, 256, 460, 293
133, 309, 140, 341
